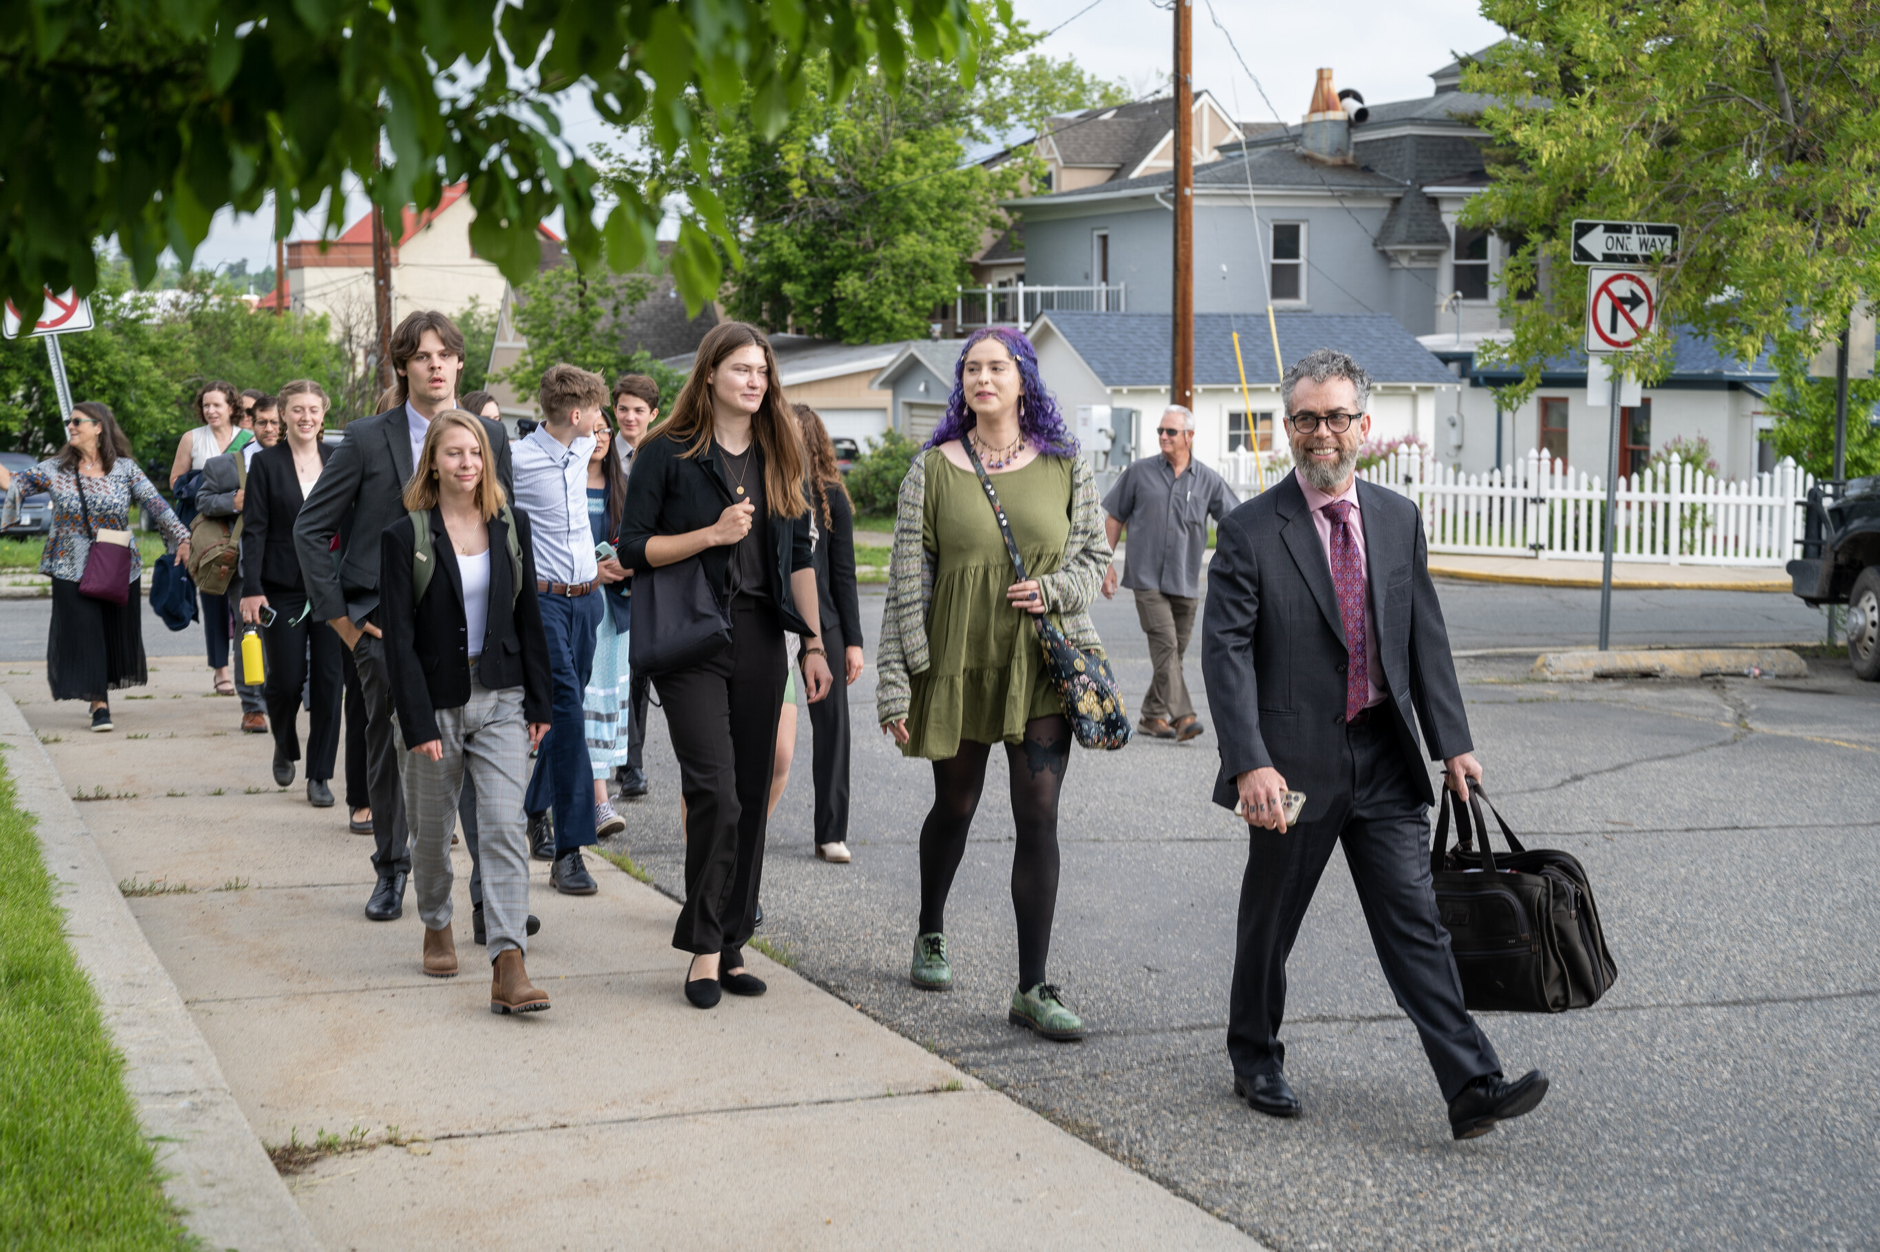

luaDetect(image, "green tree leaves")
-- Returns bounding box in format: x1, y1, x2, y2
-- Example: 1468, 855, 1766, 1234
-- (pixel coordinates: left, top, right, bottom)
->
494, 268, 685, 410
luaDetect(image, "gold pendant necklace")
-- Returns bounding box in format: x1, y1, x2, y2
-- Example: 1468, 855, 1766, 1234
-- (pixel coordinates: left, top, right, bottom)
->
723, 443, 751, 496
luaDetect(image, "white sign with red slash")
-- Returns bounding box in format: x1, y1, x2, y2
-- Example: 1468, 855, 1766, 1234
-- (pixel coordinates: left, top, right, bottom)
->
2, 288, 95, 339
1584, 266, 1657, 354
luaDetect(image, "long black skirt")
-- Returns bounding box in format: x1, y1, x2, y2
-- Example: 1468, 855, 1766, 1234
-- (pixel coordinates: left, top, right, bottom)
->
47, 576, 147, 702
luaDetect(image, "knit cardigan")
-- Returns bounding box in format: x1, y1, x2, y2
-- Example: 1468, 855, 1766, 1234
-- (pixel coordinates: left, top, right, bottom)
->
875, 448, 1112, 726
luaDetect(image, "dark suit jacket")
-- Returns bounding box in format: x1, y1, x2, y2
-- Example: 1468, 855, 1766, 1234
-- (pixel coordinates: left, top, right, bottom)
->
379, 507, 552, 747
292, 405, 513, 626
811, 483, 864, 654
617, 428, 816, 638
1200, 474, 1471, 818
240, 442, 332, 597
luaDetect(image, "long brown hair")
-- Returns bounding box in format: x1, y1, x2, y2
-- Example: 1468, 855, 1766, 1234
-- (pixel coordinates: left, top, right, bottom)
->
402, 410, 506, 520
594, 416, 629, 537
58, 402, 132, 475
792, 404, 849, 530
656, 322, 806, 518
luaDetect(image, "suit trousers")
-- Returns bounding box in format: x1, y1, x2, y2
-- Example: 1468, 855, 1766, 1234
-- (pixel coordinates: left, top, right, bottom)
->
805, 620, 851, 846
656, 594, 786, 963
200, 589, 231, 669
455, 772, 485, 909
625, 672, 650, 773
351, 629, 410, 875
404, 677, 532, 958
1134, 589, 1198, 723
341, 645, 368, 811
258, 593, 341, 781
1226, 712, 1500, 1103
524, 590, 603, 853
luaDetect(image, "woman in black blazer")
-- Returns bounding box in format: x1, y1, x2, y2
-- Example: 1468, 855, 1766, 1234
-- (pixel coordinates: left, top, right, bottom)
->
618, 322, 834, 1009
238, 380, 343, 808
379, 409, 554, 1013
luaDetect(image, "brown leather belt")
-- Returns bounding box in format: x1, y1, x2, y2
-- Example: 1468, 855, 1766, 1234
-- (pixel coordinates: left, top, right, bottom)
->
537, 579, 597, 597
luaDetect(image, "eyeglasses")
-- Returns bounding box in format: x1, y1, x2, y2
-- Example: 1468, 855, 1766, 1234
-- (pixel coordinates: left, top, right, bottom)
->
1287, 411, 1360, 434
1155, 426, 1187, 438
64, 416, 98, 428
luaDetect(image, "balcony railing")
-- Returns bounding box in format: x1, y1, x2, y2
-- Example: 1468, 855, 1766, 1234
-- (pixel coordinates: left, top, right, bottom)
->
955, 282, 1125, 331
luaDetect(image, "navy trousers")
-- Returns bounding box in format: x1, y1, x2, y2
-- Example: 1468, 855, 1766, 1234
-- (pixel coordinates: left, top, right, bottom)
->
525, 589, 604, 854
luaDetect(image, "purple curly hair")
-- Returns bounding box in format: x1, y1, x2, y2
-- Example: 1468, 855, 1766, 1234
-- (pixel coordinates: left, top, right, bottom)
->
927, 327, 1079, 457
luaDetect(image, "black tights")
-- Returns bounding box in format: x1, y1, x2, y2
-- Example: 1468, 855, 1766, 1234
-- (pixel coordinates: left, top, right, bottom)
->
917, 714, 1071, 990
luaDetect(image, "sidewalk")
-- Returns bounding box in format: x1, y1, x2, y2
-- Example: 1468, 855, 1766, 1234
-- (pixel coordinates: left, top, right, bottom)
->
1117, 545, 1791, 593
1, 662, 1259, 1250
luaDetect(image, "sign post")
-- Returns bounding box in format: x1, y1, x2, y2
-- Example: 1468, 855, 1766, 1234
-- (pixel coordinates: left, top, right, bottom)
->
1581, 260, 1664, 650
3, 289, 96, 422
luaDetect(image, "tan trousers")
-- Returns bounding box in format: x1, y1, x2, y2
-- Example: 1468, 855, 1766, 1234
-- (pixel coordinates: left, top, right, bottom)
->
1134, 589, 1198, 722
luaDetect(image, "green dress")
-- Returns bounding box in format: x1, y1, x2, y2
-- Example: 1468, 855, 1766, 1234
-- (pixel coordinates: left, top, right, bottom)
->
904, 450, 1072, 759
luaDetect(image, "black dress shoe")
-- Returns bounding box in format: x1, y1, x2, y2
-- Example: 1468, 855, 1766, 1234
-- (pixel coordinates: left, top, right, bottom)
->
470, 904, 540, 946
364, 870, 407, 921
272, 749, 294, 788
753, 899, 764, 927
685, 976, 721, 1009
614, 766, 648, 799
528, 811, 555, 861
551, 849, 598, 896
719, 969, 767, 997
1234, 1072, 1302, 1118
1448, 1069, 1549, 1140
306, 778, 334, 808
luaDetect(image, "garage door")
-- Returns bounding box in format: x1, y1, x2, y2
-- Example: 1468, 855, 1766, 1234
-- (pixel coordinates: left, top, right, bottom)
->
806, 408, 888, 444
903, 402, 945, 445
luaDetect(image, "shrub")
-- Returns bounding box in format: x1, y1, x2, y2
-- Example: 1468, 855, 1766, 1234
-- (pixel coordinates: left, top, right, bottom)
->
846, 429, 920, 517
1646, 435, 1719, 479
1355, 434, 1428, 474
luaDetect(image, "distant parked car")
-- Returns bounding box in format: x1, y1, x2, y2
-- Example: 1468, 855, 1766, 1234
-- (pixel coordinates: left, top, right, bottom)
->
0, 452, 51, 535
832, 438, 860, 475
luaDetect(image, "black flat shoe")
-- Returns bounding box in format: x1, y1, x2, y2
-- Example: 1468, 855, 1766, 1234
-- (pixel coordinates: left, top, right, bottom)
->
684, 976, 721, 1009
614, 766, 648, 799
306, 778, 334, 808
528, 811, 555, 861
1448, 1069, 1549, 1140
551, 849, 597, 895
348, 810, 374, 834
1234, 1072, 1302, 1118
719, 969, 767, 997
364, 870, 406, 922
470, 904, 540, 946
272, 749, 294, 787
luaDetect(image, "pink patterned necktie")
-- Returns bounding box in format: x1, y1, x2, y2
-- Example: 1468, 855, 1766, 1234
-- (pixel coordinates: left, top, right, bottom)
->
1322, 500, 1368, 722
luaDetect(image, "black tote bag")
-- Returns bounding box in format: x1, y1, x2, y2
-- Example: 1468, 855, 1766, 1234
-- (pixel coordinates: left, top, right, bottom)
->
627, 555, 732, 678
1430, 784, 1618, 1014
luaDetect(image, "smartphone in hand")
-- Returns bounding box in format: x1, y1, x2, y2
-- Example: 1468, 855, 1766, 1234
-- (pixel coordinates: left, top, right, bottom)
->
1235, 791, 1307, 825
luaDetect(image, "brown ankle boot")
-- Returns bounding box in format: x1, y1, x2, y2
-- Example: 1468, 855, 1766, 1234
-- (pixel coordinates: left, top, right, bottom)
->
490, 949, 550, 1014
422, 925, 458, 978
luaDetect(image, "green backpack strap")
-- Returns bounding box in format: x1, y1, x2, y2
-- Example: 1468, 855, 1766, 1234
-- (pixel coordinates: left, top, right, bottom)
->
497, 504, 523, 599
408, 506, 524, 607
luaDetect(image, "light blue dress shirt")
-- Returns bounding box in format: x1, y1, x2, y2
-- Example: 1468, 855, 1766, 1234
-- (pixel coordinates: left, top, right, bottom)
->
512, 426, 599, 585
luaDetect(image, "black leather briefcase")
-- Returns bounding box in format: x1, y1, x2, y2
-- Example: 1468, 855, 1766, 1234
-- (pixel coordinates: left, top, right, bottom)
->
1431, 786, 1618, 1013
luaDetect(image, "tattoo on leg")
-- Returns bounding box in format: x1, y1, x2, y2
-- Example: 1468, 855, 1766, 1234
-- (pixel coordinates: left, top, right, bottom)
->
1021, 734, 1068, 779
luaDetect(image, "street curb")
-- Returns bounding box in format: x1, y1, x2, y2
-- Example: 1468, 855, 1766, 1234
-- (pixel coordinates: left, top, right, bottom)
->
0, 691, 322, 1252
1532, 647, 1808, 681
1427, 563, 1791, 593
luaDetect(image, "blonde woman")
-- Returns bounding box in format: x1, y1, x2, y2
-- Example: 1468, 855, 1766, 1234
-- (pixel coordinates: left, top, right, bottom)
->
379, 410, 554, 1013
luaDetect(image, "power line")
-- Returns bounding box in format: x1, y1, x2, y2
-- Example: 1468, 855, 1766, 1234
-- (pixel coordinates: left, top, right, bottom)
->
1044, 0, 1110, 38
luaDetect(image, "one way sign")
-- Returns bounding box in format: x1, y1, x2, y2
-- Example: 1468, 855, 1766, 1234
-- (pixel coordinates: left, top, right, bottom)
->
1571, 220, 1680, 266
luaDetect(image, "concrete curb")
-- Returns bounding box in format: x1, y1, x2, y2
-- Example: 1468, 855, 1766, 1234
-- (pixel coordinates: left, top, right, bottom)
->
1532, 647, 1808, 681
1427, 563, 1791, 593
0, 691, 322, 1252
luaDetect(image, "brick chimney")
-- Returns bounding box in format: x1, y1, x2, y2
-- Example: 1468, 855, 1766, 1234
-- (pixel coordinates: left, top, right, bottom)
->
1301, 67, 1354, 165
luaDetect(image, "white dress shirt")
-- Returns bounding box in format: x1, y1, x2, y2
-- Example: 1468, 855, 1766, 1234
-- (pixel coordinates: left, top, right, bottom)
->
512, 426, 598, 585
405, 401, 430, 472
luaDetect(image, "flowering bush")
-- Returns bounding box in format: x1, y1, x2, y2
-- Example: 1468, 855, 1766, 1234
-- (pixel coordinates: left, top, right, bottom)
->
1647, 435, 1720, 479
1355, 434, 1429, 474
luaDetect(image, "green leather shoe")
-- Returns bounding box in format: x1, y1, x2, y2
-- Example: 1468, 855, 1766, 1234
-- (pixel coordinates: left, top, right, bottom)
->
910, 931, 952, 991
1009, 983, 1085, 1041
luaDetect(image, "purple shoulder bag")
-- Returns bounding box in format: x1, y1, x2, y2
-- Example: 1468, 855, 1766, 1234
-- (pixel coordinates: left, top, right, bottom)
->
75, 473, 132, 606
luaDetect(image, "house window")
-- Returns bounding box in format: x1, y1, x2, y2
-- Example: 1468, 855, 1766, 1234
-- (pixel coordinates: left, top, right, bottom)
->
1270, 223, 1304, 301
1622, 400, 1651, 478
1538, 396, 1569, 463
1454, 226, 1491, 300
1228, 411, 1276, 453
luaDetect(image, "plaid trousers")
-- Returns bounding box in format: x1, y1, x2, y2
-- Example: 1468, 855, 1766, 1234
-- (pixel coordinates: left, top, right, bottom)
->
402, 676, 533, 958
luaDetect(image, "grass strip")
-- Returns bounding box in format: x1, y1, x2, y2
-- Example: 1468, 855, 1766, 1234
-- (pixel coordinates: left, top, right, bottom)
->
0, 534, 170, 572
590, 844, 653, 884
0, 751, 196, 1250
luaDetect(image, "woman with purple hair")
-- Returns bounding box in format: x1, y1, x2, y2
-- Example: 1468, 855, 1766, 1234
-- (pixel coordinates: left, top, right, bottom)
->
875, 327, 1113, 1042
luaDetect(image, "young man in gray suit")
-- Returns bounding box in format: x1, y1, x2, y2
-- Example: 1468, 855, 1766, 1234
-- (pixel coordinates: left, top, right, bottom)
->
294, 311, 513, 921
1201, 347, 1548, 1141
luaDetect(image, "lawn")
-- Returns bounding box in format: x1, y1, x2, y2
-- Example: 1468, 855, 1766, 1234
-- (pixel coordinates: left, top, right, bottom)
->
0, 534, 171, 571
0, 751, 194, 1250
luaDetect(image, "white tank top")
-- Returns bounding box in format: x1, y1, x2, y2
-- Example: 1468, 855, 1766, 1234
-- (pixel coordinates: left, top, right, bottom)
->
189, 425, 233, 471
458, 549, 492, 660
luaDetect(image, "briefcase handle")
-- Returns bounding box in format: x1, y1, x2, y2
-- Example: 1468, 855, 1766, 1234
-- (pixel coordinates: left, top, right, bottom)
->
1432, 784, 1527, 876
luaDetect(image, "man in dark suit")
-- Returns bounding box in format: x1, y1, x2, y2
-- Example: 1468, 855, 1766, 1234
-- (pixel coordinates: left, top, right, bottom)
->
294, 311, 513, 921
1201, 347, 1548, 1141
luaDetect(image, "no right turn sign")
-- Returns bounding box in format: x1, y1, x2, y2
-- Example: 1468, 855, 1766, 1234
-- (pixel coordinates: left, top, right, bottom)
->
1584, 266, 1658, 354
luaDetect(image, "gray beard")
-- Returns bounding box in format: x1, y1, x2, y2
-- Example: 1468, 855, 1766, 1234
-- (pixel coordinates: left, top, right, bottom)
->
1298, 445, 1358, 493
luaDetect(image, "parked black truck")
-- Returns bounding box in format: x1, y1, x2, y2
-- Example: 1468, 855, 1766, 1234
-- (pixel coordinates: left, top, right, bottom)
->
1788, 476, 1880, 680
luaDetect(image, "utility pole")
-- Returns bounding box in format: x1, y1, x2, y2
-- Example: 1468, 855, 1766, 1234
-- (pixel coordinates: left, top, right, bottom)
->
273, 229, 286, 317
371, 148, 394, 396
1833, 323, 1851, 483
1171, 0, 1194, 412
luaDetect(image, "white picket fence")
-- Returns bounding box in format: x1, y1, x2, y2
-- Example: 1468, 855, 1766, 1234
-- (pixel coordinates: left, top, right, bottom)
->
1212, 449, 1815, 567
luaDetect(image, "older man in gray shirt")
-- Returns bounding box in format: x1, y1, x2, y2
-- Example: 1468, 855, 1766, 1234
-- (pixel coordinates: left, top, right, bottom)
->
1101, 405, 1239, 740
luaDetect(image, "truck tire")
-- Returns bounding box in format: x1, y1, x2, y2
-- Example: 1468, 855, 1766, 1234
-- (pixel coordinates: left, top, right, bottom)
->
1850, 566, 1880, 682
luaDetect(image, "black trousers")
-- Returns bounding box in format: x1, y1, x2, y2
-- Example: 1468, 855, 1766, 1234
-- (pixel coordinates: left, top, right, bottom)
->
351, 628, 409, 876
655, 595, 786, 964
1226, 711, 1500, 1104
625, 672, 650, 773
258, 591, 342, 781
341, 645, 369, 811
805, 619, 851, 846
200, 589, 231, 668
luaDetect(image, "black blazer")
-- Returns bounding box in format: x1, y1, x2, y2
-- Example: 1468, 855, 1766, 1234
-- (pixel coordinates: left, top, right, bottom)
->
1200, 474, 1471, 818
617, 428, 816, 637
294, 405, 513, 626
810, 482, 864, 654
379, 507, 552, 747
239, 442, 332, 597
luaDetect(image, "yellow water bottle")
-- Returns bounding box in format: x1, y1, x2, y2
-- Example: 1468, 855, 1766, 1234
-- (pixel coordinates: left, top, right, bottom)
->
241, 627, 265, 686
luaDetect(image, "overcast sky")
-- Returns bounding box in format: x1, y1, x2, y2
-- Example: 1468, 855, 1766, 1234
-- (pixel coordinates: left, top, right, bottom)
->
185, 0, 1504, 272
